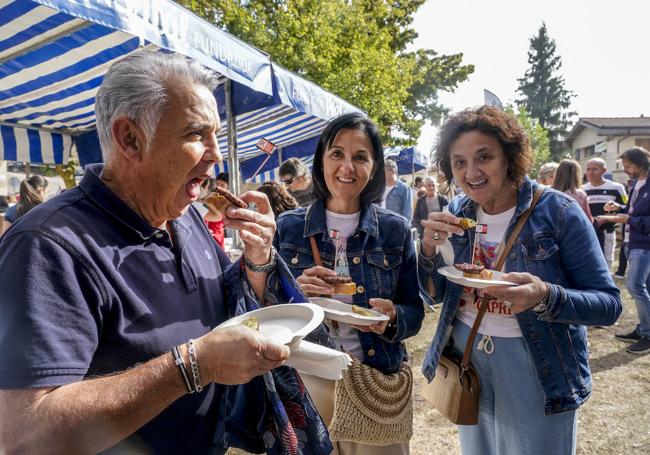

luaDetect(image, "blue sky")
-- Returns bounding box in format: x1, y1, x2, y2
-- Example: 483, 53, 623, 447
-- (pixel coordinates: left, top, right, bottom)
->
412, 0, 650, 152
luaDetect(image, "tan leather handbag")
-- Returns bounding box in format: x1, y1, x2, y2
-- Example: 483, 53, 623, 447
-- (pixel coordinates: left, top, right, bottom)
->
421, 188, 544, 425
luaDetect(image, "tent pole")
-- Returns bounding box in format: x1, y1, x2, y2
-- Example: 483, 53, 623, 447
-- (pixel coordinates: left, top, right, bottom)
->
225, 80, 241, 248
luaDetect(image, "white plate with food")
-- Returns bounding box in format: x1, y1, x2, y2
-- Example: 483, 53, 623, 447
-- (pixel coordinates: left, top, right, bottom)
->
216, 303, 324, 345
437, 265, 517, 289
309, 297, 390, 326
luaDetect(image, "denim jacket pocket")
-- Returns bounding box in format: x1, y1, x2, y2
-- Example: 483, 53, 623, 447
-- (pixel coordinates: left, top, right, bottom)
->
366, 250, 402, 297
277, 245, 316, 278
522, 234, 559, 261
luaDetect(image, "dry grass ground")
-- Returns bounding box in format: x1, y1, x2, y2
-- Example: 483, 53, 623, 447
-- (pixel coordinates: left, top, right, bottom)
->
230, 286, 649, 455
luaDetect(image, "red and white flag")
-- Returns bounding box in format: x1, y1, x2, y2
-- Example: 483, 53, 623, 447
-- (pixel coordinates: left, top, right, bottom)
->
329, 229, 339, 239
475, 224, 488, 234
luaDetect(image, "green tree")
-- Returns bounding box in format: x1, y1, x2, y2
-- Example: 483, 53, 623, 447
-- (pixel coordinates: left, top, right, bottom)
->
176, 0, 474, 146
516, 23, 575, 161
505, 104, 551, 177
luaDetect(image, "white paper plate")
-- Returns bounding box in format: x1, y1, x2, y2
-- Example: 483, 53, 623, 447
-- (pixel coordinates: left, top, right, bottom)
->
216, 303, 324, 345
437, 265, 517, 289
309, 297, 390, 326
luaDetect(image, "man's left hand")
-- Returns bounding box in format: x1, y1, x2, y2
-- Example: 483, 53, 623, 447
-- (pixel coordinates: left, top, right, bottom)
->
223, 191, 275, 265
484, 272, 548, 314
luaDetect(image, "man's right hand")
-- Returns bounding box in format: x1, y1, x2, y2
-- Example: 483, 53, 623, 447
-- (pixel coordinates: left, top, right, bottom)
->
196, 326, 290, 385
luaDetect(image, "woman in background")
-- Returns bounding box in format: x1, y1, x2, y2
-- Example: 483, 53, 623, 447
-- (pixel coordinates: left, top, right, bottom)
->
1, 175, 48, 235
537, 161, 559, 186
257, 181, 299, 218
552, 159, 593, 223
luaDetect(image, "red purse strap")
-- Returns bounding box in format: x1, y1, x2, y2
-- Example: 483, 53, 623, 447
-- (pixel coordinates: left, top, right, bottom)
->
459, 188, 544, 371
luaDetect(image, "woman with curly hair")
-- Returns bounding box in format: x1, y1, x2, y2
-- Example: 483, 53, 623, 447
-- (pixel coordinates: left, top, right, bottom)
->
256, 181, 299, 218
417, 106, 621, 454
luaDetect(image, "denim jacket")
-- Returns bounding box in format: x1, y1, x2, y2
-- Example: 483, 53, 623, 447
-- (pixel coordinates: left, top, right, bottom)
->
385, 179, 413, 220
628, 179, 650, 250
418, 177, 622, 414
274, 199, 424, 374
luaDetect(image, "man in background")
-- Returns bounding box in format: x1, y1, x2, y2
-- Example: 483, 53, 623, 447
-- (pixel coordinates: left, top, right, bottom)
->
279, 157, 315, 207
583, 158, 628, 270
381, 159, 412, 220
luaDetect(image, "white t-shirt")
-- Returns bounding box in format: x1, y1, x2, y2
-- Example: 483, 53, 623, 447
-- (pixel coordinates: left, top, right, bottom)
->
455, 205, 523, 337
380, 184, 395, 209
325, 209, 363, 358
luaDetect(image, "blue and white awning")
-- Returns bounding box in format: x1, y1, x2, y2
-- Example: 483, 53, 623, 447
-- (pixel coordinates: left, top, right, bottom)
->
0, 124, 71, 163
215, 63, 363, 180
0, 0, 274, 164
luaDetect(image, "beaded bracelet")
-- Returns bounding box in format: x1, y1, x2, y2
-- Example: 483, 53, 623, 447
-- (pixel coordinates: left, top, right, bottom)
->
187, 339, 203, 393
171, 345, 194, 394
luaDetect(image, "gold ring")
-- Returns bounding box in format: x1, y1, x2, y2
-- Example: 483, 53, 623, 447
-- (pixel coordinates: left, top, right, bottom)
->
433, 231, 440, 241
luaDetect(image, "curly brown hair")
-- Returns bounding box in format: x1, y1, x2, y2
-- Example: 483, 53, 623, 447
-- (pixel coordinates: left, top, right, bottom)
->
257, 181, 299, 218
434, 106, 533, 187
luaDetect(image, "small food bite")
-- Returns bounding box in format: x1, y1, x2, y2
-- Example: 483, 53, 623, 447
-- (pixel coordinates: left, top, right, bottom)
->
454, 263, 493, 280
203, 187, 248, 215
322, 275, 357, 295
455, 218, 477, 230
351, 305, 374, 317
240, 317, 260, 331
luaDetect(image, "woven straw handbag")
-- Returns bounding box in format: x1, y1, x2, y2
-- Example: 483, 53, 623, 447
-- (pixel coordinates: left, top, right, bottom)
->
329, 358, 413, 445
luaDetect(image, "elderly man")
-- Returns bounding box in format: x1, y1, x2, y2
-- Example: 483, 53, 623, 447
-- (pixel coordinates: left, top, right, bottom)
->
583, 158, 628, 270
0, 51, 297, 453
279, 157, 315, 207
381, 159, 413, 220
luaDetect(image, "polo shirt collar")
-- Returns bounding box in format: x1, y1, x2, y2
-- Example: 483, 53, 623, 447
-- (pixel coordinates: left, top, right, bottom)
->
79, 164, 192, 242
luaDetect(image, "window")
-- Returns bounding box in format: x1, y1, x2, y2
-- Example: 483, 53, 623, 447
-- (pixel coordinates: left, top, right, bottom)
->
574, 149, 581, 160
635, 138, 650, 150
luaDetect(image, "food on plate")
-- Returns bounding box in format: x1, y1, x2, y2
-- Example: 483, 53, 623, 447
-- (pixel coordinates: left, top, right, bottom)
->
240, 317, 260, 331
455, 218, 477, 230
351, 305, 375, 317
203, 187, 248, 215
454, 263, 493, 280
322, 275, 357, 295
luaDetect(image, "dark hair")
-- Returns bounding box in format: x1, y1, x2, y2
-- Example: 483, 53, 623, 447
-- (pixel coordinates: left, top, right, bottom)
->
414, 176, 424, 186
216, 172, 229, 184
620, 146, 650, 171
279, 157, 309, 179
552, 159, 582, 193
257, 181, 299, 218
312, 113, 385, 204
434, 106, 533, 187
17, 175, 48, 217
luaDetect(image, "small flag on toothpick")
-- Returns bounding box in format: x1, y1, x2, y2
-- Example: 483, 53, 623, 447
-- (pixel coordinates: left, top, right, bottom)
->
329, 229, 339, 239
475, 224, 488, 234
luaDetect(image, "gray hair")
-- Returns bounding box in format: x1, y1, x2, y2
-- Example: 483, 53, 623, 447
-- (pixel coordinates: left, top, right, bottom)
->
384, 159, 398, 172
537, 162, 559, 181
587, 157, 607, 169
95, 50, 220, 159
424, 176, 436, 186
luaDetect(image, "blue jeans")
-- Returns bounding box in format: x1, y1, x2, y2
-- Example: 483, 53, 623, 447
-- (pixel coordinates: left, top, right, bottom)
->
450, 321, 578, 455
626, 248, 650, 337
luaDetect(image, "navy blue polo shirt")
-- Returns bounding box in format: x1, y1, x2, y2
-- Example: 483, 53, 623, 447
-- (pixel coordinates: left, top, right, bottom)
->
0, 164, 231, 453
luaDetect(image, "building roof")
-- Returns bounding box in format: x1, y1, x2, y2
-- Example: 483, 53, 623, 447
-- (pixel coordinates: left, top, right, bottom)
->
566, 117, 650, 144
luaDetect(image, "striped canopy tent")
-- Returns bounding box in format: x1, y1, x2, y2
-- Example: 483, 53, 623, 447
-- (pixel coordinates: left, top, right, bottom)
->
214, 63, 364, 185
0, 0, 274, 165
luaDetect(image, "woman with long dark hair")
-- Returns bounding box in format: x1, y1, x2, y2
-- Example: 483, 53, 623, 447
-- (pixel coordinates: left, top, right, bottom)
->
1, 175, 48, 234
552, 159, 593, 223
274, 112, 423, 454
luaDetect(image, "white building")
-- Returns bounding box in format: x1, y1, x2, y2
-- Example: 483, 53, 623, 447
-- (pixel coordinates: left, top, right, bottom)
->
565, 117, 650, 183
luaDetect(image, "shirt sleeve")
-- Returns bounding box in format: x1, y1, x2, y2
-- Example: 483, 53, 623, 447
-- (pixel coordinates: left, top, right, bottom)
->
0, 230, 103, 388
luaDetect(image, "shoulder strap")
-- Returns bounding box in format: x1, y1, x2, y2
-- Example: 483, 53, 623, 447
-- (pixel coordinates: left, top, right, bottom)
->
460, 188, 544, 372
309, 236, 323, 267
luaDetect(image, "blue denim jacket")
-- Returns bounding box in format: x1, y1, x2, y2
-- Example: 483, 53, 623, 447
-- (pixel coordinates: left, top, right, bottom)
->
385, 179, 413, 220
418, 177, 622, 414
274, 199, 424, 374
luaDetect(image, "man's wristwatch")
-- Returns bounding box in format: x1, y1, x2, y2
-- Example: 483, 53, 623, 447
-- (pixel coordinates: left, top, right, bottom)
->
532, 283, 549, 315
244, 246, 277, 273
